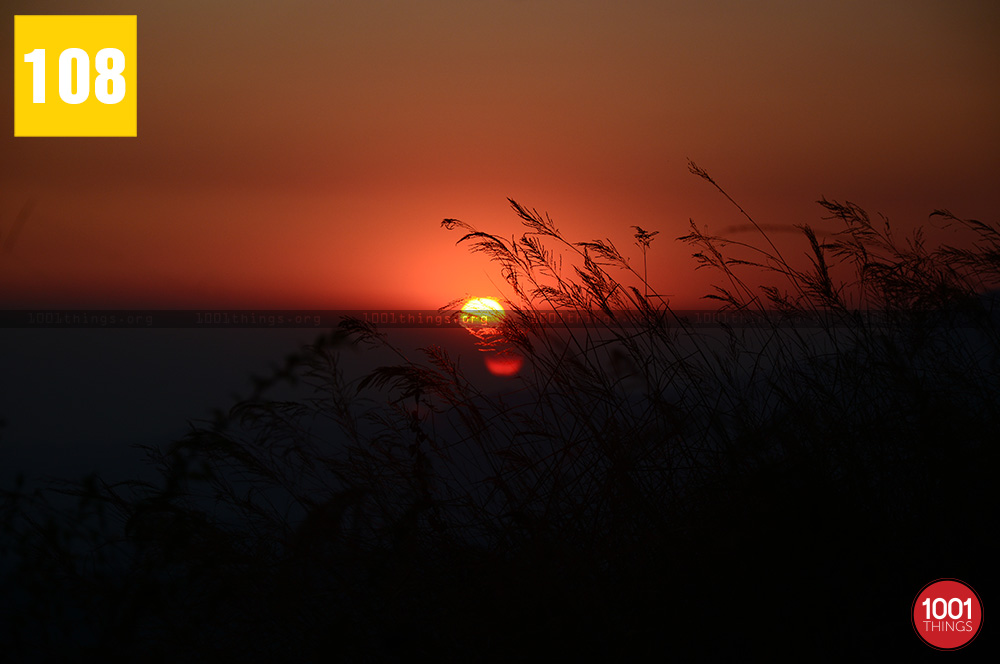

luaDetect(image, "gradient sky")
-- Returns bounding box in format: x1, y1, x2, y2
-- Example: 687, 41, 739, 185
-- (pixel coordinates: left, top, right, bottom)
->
2, 0, 998, 309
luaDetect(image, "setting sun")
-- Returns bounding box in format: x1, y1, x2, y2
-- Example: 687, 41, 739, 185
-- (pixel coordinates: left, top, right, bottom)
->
459, 297, 505, 330
459, 297, 524, 376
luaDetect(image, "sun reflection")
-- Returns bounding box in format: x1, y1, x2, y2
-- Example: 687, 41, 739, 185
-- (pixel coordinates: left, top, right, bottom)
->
484, 350, 524, 377
458, 297, 523, 376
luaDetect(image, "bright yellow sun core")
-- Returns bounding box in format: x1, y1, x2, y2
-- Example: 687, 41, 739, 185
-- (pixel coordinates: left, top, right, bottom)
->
460, 297, 505, 329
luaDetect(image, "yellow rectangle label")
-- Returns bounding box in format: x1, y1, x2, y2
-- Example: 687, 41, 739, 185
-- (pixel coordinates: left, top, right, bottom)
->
14, 15, 137, 137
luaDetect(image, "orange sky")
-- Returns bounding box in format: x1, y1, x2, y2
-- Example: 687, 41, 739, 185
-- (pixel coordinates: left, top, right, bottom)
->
2, 0, 998, 309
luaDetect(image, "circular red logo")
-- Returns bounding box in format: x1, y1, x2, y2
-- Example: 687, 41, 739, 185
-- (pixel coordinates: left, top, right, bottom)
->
912, 578, 983, 650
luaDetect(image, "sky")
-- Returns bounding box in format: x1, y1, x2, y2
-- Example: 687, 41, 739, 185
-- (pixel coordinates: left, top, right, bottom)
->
2, 0, 998, 309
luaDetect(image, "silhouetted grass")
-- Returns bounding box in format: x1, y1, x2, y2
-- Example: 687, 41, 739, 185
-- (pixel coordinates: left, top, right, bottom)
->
2, 163, 997, 659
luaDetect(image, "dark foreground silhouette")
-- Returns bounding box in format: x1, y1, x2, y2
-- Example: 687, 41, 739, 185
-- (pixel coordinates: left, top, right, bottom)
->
3, 172, 997, 659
